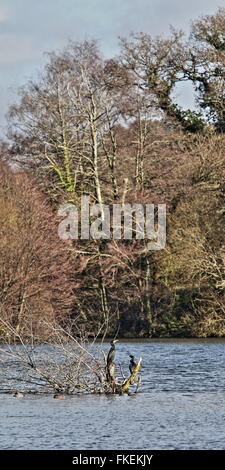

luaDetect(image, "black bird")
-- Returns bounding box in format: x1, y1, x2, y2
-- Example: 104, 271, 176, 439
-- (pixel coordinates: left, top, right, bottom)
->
107, 339, 118, 365
129, 355, 137, 375
106, 340, 118, 383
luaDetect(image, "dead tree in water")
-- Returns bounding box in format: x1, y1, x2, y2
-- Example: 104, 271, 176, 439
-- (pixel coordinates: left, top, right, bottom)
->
0, 320, 142, 396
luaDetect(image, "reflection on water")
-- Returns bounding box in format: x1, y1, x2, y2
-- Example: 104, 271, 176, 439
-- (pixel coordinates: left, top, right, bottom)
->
1, 339, 225, 450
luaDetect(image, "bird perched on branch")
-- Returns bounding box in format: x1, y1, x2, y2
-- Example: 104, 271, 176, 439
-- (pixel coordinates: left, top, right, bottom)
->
129, 355, 137, 375
107, 339, 118, 364
106, 339, 118, 383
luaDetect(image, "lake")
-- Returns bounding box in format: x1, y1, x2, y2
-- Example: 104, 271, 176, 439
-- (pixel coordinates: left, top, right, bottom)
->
1, 338, 225, 450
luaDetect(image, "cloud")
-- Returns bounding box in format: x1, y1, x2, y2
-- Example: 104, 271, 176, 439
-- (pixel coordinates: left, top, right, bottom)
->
0, 5, 9, 22
0, 33, 37, 64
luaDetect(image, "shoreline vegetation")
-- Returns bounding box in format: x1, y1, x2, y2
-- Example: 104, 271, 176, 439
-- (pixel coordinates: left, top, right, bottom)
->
0, 8, 225, 357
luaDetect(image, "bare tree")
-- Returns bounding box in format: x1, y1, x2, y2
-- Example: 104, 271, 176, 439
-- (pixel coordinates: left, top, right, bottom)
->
0, 318, 141, 396
119, 8, 225, 133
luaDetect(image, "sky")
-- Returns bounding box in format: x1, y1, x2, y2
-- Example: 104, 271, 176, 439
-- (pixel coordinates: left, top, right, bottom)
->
0, 0, 224, 136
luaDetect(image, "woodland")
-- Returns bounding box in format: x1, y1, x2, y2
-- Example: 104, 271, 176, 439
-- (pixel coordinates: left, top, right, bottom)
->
0, 8, 224, 342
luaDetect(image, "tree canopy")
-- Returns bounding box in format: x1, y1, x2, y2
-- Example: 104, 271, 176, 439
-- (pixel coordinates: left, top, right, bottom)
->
1, 8, 225, 339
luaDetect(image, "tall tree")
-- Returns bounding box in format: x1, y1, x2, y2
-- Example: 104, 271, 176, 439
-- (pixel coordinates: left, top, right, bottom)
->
120, 8, 225, 133
0, 163, 75, 339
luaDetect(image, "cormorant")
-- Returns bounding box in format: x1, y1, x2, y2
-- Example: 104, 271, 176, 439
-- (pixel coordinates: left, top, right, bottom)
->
106, 340, 118, 383
129, 355, 137, 375
107, 339, 118, 365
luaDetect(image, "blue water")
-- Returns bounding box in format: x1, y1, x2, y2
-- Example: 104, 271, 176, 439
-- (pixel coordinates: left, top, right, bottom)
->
1, 339, 225, 450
